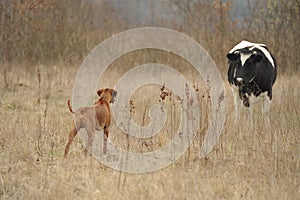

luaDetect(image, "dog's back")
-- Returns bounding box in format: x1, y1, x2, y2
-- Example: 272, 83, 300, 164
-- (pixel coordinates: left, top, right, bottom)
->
95, 100, 111, 129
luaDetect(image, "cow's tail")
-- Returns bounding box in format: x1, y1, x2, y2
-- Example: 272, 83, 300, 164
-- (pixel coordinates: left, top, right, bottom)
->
67, 99, 75, 114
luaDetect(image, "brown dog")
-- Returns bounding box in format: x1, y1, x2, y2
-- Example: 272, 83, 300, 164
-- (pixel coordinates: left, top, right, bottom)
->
64, 88, 117, 157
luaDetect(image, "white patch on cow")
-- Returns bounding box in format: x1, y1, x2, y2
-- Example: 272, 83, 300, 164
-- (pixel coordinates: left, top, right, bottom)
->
246, 91, 271, 125
240, 53, 251, 66
249, 45, 275, 68
236, 77, 243, 82
229, 40, 275, 68
246, 91, 269, 105
229, 40, 266, 53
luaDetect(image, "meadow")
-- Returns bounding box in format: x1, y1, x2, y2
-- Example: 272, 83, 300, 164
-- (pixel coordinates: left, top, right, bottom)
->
1, 0, 299, 199
0, 49, 299, 199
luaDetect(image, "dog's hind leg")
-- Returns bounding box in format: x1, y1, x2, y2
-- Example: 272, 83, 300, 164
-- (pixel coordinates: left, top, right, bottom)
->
64, 122, 78, 157
84, 122, 95, 156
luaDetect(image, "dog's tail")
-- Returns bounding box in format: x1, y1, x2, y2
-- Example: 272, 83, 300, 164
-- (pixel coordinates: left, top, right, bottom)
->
67, 99, 75, 114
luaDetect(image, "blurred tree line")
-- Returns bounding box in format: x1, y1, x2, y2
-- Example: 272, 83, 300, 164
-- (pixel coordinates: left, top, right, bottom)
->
173, 0, 300, 74
0, 0, 125, 66
0, 0, 299, 74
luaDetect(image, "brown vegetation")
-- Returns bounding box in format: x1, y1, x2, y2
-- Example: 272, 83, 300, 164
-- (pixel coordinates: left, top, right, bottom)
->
0, 0, 299, 199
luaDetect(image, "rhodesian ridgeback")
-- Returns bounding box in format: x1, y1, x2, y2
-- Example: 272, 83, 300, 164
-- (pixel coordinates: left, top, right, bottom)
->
64, 88, 117, 157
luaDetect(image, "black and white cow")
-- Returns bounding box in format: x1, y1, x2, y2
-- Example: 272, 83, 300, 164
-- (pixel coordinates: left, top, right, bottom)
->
227, 40, 277, 121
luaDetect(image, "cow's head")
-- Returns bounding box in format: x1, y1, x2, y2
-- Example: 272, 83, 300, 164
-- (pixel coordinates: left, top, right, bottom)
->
227, 47, 263, 85
227, 48, 263, 66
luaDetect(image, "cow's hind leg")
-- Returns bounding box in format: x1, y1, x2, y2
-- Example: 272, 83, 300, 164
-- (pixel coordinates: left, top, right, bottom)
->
262, 91, 272, 114
262, 91, 272, 126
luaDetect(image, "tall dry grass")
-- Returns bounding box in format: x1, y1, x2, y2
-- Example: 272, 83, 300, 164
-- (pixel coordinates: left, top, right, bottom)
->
0, 51, 299, 199
0, 1, 299, 199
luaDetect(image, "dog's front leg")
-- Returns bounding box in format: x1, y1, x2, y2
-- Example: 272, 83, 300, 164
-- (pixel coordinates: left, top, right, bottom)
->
103, 126, 109, 154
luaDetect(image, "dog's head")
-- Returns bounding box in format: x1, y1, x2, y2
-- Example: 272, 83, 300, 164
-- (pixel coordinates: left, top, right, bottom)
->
97, 88, 117, 103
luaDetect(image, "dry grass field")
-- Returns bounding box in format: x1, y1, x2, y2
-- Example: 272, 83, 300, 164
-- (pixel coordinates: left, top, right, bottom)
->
0, 57, 299, 199
1, 0, 299, 199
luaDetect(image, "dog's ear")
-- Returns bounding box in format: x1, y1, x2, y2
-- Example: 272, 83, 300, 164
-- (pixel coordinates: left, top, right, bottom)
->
110, 89, 117, 103
112, 90, 117, 98
97, 89, 104, 97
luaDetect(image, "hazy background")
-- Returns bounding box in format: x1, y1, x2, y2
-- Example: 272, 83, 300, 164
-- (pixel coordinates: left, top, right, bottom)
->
1, 0, 299, 74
